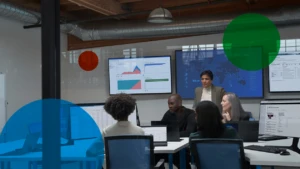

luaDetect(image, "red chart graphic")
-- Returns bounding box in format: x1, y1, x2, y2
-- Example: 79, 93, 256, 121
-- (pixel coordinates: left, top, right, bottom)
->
78, 51, 99, 71
122, 66, 141, 75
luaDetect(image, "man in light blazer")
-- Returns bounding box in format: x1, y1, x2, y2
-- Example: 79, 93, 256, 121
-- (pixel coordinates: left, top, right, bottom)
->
192, 70, 225, 112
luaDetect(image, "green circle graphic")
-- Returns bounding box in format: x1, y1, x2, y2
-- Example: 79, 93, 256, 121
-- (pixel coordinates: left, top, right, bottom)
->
223, 13, 280, 71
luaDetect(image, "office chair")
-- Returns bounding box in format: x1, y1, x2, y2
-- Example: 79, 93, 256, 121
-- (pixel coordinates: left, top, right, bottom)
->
105, 135, 165, 169
190, 138, 246, 169
245, 111, 255, 121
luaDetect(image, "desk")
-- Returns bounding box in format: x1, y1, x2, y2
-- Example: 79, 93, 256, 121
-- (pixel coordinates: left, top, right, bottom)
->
244, 139, 300, 169
154, 137, 189, 169
0, 138, 101, 169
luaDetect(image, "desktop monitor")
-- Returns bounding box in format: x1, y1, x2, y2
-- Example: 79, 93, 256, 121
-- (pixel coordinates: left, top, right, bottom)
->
226, 121, 259, 142
259, 101, 300, 153
69, 103, 138, 140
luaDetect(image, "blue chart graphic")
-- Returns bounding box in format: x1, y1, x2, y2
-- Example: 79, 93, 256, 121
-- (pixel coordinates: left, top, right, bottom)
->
175, 49, 263, 99
118, 80, 142, 90
0, 99, 104, 169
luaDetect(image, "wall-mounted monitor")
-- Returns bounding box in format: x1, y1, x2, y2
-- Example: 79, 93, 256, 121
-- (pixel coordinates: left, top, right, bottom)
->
268, 52, 300, 92
108, 56, 172, 95
175, 49, 264, 99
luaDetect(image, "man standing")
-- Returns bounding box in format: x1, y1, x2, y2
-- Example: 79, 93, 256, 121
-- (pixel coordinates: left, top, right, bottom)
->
162, 94, 197, 137
193, 70, 225, 112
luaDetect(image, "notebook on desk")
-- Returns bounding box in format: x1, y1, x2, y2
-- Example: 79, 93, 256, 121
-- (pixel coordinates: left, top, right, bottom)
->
142, 126, 168, 146
0, 132, 40, 156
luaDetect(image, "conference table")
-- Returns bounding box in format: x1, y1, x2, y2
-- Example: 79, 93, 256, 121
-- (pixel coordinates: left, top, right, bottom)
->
244, 138, 300, 169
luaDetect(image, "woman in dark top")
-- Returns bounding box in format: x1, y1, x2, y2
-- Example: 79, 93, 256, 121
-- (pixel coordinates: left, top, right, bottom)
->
190, 101, 239, 140
221, 92, 250, 123
189, 101, 253, 169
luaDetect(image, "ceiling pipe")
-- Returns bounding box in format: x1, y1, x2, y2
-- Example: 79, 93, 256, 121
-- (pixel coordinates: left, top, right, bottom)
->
0, 1, 40, 24
1, 1, 300, 41
23, 0, 237, 29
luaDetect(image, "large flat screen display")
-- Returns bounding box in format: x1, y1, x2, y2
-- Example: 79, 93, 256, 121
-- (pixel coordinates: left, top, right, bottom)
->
175, 49, 263, 99
109, 56, 172, 95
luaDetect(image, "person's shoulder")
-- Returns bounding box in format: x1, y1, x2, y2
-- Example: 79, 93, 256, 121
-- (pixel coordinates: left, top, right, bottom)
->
101, 124, 115, 137
212, 85, 224, 90
129, 123, 145, 135
224, 126, 239, 138
195, 87, 202, 92
183, 107, 195, 116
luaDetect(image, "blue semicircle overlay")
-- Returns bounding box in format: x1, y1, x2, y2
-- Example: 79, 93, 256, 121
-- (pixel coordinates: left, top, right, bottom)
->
0, 99, 104, 169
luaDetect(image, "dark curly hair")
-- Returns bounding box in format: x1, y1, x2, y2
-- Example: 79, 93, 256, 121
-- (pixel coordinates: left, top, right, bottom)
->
104, 93, 136, 121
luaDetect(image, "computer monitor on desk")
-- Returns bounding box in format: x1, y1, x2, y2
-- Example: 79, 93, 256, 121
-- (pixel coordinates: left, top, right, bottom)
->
225, 121, 259, 142
259, 101, 300, 153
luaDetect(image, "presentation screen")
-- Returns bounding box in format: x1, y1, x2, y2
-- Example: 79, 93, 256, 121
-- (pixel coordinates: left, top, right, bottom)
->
175, 49, 263, 99
259, 101, 300, 138
268, 52, 300, 92
109, 56, 172, 95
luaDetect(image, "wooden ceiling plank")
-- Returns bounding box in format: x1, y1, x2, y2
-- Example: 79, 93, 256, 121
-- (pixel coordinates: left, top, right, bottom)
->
117, 0, 143, 3
62, 4, 86, 11
60, 0, 72, 5
130, 0, 209, 11
68, 0, 126, 15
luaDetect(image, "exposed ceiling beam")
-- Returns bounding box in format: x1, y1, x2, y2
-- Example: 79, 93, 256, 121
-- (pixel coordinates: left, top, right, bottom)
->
7, 0, 78, 21
68, 0, 126, 15
61, 4, 86, 11
67, 34, 194, 50
60, 0, 72, 5
117, 0, 143, 3
130, 0, 209, 11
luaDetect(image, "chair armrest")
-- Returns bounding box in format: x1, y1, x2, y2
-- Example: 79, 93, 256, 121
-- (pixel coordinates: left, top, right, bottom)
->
154, 159, 165, 169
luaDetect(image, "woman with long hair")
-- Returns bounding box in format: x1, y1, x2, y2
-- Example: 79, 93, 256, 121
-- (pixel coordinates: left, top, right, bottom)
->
221, 92, 250, 123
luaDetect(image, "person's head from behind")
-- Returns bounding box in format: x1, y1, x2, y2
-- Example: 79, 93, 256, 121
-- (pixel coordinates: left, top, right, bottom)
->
104, 93, 136, 121
195, 101, 225, 138
200, 70, 213, 88
221, 92, 244, 121
168, 94, 182, 113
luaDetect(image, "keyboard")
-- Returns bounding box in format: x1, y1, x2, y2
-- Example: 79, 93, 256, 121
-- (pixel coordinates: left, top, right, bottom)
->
258, 135, 288, 141
244, 145, 286, 154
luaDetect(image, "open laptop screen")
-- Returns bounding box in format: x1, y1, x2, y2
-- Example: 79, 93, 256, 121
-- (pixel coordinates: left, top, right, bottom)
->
142, 126, 167, 142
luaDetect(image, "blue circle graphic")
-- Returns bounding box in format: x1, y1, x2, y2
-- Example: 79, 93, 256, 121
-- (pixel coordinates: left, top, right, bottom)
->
0, 99, 104, 168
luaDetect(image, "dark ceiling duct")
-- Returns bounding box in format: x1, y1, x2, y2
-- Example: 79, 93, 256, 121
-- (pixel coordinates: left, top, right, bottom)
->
1, 1, 300, 41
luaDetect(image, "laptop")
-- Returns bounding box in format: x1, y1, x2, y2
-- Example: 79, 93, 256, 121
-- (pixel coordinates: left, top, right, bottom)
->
151, 121, 182, 142
226, 121, 259, 142
142, 126, 168, 146
0, 132, 41, 156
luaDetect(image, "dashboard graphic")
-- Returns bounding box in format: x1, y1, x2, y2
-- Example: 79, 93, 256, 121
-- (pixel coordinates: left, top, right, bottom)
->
175, 49, 263, 99
109, 56, 172, 95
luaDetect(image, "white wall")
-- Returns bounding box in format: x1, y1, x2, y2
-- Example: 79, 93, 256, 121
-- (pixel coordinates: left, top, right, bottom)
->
0, 17, 67, 121
1, 15, 300, 125
61, 25, 300, 124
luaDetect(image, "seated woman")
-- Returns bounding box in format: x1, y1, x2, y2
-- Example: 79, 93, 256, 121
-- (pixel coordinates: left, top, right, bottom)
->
86, 93, 144, 169
221, 92, 250, 123
190, 101, 239, 139
190, 101, 254, 169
